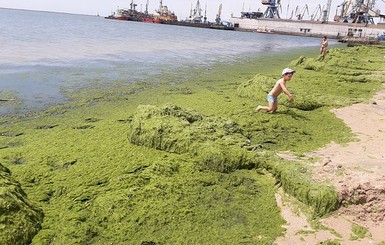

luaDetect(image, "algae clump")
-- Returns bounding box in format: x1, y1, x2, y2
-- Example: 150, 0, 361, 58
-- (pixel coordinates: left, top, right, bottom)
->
236, 73, 276, 99
129, 103, 341, 216
129, 104, 259, 173
265, 159, 339, 217
0, 163, 43, 244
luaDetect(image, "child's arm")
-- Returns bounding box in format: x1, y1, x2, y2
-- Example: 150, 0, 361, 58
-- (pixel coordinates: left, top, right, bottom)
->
279, 81, 294, 102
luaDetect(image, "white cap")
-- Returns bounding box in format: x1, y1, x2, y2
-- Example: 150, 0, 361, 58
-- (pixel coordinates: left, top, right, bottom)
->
282, 68, 295, 76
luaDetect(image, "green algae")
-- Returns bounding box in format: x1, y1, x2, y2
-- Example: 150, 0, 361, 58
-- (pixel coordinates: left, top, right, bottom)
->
0, 45, 384, 244
129, 104, 259, 173
350, 223, 370, 240
318, 239, 341, 245
129, 103, 339, 216
0, 163, 43, 244
236, 73, 276, 99
263, 159, 339, 217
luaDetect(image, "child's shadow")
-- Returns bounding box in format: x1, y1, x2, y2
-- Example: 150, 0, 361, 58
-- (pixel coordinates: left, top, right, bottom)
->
275, 109, 309, 121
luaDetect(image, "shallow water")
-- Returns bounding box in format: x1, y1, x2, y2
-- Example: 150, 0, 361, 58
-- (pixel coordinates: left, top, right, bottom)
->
0, 8, 341, 115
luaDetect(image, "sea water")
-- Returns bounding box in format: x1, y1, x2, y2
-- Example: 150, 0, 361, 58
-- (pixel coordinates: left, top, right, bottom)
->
0, 8, 334, 115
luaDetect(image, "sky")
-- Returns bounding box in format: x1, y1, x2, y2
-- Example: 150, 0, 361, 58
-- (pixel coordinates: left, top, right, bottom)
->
0, 0, 384, 22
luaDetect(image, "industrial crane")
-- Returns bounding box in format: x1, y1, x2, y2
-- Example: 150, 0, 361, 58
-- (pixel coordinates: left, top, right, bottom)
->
334, 0, 350, 21
295, 4, 309, 20
215, 4, 222, 24
311, 4, 324, 21
189, 0, 203, 23
322, 0, 332, 23
204, 4, 207, 23
334, 0, 382, 23
262, 0, 281, 18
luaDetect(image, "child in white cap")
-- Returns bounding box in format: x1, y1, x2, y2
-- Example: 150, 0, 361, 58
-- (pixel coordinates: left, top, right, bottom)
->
256, 68, 295, 113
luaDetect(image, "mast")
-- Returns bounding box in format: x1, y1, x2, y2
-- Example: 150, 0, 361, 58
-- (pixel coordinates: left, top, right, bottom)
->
145, 0, 149, 14
130, 0, 137, 11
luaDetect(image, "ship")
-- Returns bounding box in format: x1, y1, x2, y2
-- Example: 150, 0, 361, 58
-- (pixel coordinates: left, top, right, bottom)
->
104, 0, 233, 31
152, 0, 177, 23
105, 0, 158, 22
230, 0, 385, 40
159, 1, 235, 30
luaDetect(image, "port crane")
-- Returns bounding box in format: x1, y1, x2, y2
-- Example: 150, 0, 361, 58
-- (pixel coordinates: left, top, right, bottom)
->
262, 0, 281, 18
334, 0, 350, 21
311, 4, 324, 20
189, 0, 204, 23
334, 0, 382, 23
204, 4, 207, 23
321, 0, 332, 23
295, 4, 309, 20
215, 4, 222, 24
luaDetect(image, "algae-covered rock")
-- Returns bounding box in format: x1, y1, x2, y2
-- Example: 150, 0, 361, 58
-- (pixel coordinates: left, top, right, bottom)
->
0, 163, 44, 244
129, 104, 260, 172
236, 73, 276, 99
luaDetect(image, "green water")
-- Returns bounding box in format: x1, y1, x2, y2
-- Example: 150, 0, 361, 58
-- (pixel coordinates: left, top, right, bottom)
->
1, 45, 384, 244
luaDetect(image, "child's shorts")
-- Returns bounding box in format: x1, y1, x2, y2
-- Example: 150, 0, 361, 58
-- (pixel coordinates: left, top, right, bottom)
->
267, 95, 278, 104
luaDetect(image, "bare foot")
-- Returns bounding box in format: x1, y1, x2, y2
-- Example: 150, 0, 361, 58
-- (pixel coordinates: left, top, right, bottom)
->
256, 105, 262, 111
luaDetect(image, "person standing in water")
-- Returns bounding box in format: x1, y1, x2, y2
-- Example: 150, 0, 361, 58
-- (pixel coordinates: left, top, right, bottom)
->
256, 68, 295, 113
320, 36, 328, 57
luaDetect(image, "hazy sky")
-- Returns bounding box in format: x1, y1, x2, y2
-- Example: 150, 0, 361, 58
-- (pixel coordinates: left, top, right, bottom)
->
0, 0, 384, 21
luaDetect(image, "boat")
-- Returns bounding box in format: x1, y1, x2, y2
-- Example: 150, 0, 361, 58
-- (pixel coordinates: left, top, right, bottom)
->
240, 11, 264, 19
105, 0, 158, 23
104, 0, 235, 31
209, 21, 235, 30
153, 1, 177, 23
159, 0, 209, 27
160, 1, 235, 30
143, 17, 161, 23
208, 4, 235, 30
254, 27, 274, 33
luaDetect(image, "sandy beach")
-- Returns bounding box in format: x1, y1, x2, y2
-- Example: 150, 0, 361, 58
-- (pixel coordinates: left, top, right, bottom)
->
276, 88, 385, 244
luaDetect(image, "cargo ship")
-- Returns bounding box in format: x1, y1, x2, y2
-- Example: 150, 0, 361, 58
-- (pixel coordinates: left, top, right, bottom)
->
105, 0, 235, 30
105, 0, 159, 22
159, 1, 235, 30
